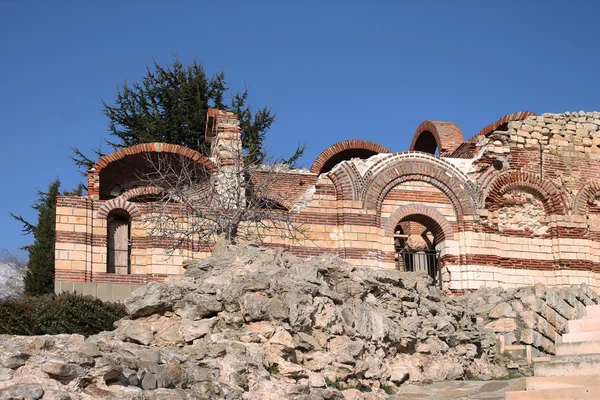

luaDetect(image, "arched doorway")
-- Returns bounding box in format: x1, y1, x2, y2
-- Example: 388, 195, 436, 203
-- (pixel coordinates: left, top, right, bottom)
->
384, 205, 455, 287
393, 222, 439, 282
107, 209, 131, 274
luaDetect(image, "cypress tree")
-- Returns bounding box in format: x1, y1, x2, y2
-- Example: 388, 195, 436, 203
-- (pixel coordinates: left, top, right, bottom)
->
72, 57, 304, 172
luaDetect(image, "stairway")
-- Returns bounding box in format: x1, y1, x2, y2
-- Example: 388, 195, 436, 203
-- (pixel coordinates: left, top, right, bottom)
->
505, 304, 600, 399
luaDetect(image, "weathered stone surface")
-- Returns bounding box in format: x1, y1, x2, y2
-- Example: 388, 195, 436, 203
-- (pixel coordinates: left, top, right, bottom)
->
118, 319, 155, 345
489, 302, 513, 319
125, 282, 172, 318
484, 318, 517, 333
42, 362, 85, 382
180, 317, 216, 342
0, 246, 597, 399
0, 384, 44, 400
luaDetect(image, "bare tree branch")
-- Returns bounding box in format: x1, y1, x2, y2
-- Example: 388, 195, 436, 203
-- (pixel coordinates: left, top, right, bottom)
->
130, 148, 306, 255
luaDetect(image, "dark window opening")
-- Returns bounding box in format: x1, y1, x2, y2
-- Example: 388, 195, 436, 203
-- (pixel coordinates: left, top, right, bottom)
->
320, 149, 378, 174
107, 209, 131, 274
413, 131, 438, 155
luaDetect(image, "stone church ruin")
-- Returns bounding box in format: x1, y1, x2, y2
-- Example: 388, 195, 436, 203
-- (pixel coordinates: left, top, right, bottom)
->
54, 109, 600, 300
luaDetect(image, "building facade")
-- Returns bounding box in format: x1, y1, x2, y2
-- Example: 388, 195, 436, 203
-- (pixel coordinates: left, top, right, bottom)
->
55, 109, 600, 300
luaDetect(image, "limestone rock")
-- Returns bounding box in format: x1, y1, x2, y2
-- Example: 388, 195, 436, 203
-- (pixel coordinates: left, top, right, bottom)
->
1, 245, 595, 399
489, 302, 513, 319
0, 384, 44, 400
484, 318, 517, 333
42, 362, 85, 383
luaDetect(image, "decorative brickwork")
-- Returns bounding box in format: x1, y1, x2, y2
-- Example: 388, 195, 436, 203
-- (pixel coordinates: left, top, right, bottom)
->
360, 153, 477, 221
573, 181, 600, 215
483, 170, 567, 214
56, 109, 600, 294
383, 204, 454, 241
96, 198, 141, 220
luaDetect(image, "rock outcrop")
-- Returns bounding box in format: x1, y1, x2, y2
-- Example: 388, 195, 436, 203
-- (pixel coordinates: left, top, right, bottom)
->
0, 245, 597, 399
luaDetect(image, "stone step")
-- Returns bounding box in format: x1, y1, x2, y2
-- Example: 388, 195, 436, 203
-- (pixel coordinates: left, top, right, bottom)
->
506, 387, 597, 400
584, 304, 600, 319
561, 330, 600, 343
525, 375, 600, 390
556, 340, 600, 356
534, 353, 600, 377
568, 317, 600, 333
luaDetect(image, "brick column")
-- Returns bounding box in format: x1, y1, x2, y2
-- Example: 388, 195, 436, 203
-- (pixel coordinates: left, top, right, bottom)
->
205, 108, 243, 204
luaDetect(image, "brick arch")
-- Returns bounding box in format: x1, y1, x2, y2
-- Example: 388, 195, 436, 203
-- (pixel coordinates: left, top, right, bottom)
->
409, 121, 464, 156
328, 161, 361, 201
475, 111, 537, 139
258, 197, 292, 211
483, 170, 567, 214
573, 181, 600, 215
97, 198, 141, 220
94, 143, 216, 173
383, 204, 454, 242
121, 186, 164, 202
361, 153, 478, 223
310, 140, 391, 175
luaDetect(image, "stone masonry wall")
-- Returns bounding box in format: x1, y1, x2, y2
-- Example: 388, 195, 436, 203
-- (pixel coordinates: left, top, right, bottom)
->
55, 110, 600, 299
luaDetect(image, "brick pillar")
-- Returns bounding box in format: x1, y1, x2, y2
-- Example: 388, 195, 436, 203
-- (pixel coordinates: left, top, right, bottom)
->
205, 108, 244, 205
88, 168, 100, 200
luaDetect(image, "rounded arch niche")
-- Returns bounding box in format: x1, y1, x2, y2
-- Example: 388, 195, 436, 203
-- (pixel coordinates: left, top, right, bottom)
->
409, 121, 464, 156
383, 204, 454, 283
310, 140, 391, 175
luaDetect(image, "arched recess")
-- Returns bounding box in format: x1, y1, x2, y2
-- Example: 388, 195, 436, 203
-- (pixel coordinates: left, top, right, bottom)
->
573, 181, 600, 215
97, 198, 141, 220
409, 121, 464, 156
89, 143, 216, 200
255, 196, 292, 211
483, 170, 567, 215
360, 153, 478, 224
310, 140, 391, 175
384, 204, 454, 281
383, 204, 454, 242
106, 208, 131, 275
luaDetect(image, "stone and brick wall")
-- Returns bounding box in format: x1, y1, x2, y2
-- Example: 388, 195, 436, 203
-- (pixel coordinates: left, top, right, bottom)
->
55, 109, 600, 299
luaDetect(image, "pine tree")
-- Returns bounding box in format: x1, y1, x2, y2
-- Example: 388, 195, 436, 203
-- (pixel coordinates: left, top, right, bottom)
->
72, 57, 304, 172
12, 181, 84, 296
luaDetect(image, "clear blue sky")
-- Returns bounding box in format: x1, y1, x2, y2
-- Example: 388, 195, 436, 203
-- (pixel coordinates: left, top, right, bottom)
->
1, 0, 599, 255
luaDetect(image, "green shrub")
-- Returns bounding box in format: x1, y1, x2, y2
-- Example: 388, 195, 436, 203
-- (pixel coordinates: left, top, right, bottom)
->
0, 292, 126, 336
380, 383, 395, 395
266, 363, 279, 375
325, 377, 343, 391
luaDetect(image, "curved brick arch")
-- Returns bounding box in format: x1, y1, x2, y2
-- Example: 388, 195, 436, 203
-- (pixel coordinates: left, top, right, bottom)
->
383, 204, 454, 242
573, 181, 600, 215
310, 140, 391, 175
483, 170, 567, 214
94, 143, 217, 173
475, 111, 537, 139
409, 121, 465, 156
121, 186, 164, 202
259, 197, 292, 211
97, 198, 141, 220
328, 161, 360, 201
361, 153, 478, 223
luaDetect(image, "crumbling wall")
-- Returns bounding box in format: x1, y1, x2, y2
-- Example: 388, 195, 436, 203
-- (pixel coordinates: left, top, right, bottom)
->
461, 282, 599, 357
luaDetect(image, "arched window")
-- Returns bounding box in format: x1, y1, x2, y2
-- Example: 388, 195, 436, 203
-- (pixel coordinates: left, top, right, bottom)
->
107, 209, 131, 274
